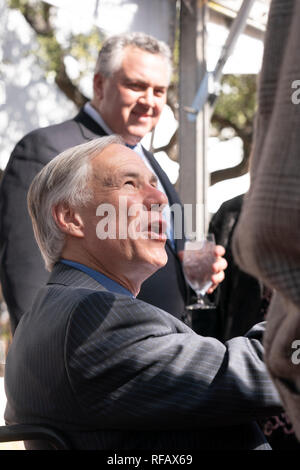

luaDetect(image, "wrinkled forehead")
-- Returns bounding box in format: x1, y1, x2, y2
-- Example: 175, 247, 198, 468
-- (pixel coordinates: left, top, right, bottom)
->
91, 143, 155, 184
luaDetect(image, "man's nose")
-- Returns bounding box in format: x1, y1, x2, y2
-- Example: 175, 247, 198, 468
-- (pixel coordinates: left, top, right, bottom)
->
144, 185, 168, 209
139, 88, 155, 107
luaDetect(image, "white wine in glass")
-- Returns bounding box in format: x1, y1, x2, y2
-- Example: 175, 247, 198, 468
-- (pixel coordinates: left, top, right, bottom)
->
183, 233, 216, 310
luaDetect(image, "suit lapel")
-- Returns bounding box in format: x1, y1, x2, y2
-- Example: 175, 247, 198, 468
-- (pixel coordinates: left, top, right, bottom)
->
74, 108, 107, 141
142, 147, 181, 206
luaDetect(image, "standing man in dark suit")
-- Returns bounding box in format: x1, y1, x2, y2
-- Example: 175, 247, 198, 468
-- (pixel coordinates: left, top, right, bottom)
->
5, 136, 281, 450
0, 32, 223, 332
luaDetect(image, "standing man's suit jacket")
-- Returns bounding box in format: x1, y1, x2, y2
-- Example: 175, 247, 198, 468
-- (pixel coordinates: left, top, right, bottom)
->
0, 109, 187, 332
4, 263, 282, 450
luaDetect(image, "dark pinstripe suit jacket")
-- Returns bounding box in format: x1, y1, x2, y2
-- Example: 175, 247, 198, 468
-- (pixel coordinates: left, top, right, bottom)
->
4, 263, 282, 450
0, 109, 187, 332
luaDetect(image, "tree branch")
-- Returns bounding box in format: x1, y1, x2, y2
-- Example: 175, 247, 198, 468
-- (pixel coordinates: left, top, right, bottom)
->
210, 111, 253, 184
152, 130, 178, 160
210, 154, 250, 186
212, 113, 247, 139
16, 1, 88, 108
55, 62, 89, 109
22, 2, 53, 36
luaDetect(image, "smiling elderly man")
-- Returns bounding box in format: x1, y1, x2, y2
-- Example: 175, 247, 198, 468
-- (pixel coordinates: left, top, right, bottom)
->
4, 136, 282, 450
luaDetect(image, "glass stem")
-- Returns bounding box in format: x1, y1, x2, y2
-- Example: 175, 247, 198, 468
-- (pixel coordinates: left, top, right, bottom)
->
196, 291, 205, 305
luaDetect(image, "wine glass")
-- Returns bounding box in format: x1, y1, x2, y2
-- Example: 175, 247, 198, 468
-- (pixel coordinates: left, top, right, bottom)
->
183, 233, 216, 310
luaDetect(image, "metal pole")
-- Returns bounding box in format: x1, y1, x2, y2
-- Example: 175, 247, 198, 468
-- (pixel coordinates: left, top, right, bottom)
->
178, 0, 208, 237
213, 0, 256, 83
186, 0, 256, 119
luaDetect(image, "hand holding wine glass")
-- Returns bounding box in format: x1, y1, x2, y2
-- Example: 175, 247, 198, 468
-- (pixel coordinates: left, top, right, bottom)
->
183, 233, 217, 310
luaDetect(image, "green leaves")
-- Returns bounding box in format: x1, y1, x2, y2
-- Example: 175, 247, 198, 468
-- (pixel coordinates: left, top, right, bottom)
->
213, 75, 257, 132
8, 0, 104, 105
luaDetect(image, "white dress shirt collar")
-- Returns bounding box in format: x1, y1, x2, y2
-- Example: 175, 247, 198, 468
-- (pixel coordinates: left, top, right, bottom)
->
84, 102, 113, 136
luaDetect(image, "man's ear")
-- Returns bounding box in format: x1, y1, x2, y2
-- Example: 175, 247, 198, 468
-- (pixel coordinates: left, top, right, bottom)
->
93, 73, 105, 102
52, 203, 84, 239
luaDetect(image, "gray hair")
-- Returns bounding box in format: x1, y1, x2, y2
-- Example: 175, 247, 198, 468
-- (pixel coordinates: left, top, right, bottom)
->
27, 135, 124, 272
95, 32, 173, 84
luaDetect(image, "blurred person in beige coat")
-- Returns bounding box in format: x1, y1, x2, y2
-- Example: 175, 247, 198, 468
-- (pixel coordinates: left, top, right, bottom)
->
233, 0, 300, 441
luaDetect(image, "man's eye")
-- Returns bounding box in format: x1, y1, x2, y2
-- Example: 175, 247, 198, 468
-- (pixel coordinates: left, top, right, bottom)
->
124, 181, 135, 187
129, 83, 143, 91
